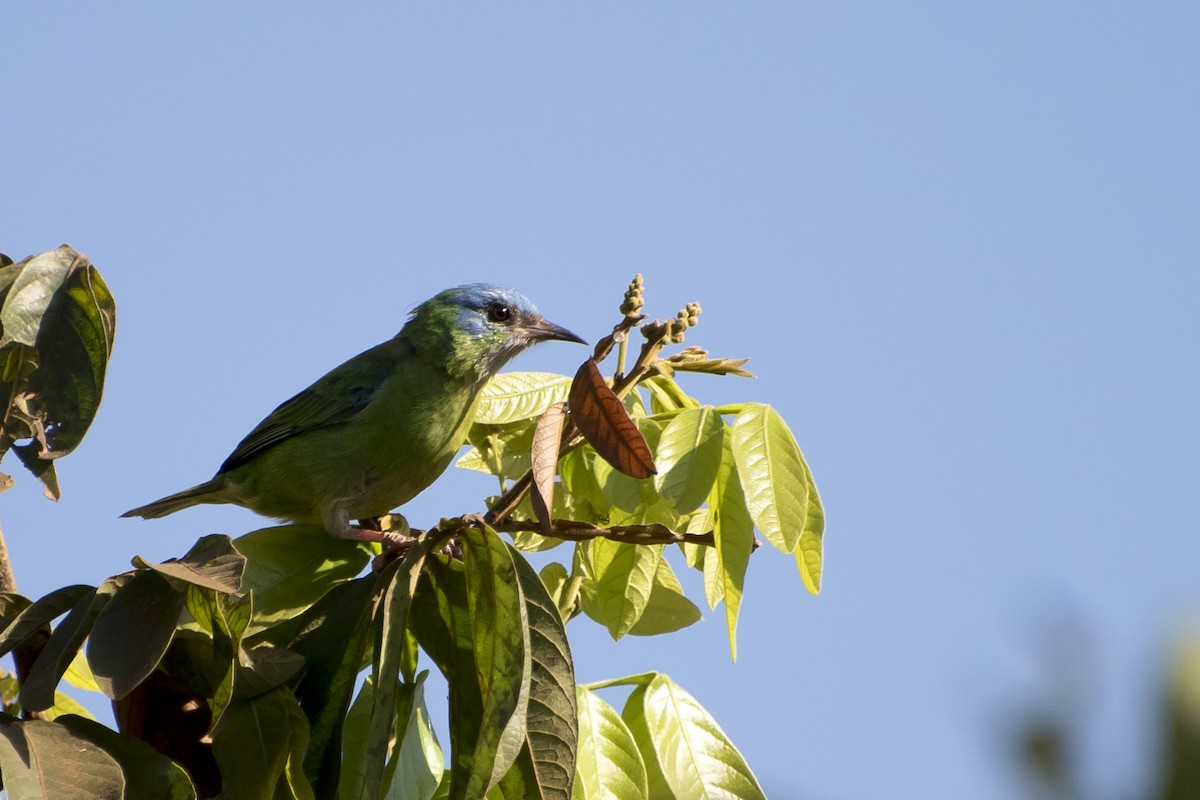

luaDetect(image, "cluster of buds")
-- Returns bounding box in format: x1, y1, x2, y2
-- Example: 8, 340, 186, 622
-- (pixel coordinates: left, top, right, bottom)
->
641, 301, 700, 344
620, 274, 645, 317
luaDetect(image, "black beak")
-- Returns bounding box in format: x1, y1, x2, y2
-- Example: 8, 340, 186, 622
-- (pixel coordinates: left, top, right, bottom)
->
526, 317, 587, 345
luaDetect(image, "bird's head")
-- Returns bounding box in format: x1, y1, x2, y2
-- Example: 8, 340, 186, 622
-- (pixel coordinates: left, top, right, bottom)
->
408, 284, 586, 379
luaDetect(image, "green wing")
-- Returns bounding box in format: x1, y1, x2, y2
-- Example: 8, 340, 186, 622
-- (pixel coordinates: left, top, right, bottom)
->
217, 339, 408, 474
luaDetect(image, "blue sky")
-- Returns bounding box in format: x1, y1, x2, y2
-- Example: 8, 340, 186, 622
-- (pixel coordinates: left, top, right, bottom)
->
3, 4, 1199, 797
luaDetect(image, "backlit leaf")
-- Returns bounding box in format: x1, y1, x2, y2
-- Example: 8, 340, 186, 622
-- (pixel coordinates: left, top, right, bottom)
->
730, 404, 811, 553
476, 372, 573, 425
654, 406, 723, 515
572, 687, 647, 800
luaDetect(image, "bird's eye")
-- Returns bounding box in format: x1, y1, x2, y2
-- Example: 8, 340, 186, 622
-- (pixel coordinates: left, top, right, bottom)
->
488, 303, 512, 323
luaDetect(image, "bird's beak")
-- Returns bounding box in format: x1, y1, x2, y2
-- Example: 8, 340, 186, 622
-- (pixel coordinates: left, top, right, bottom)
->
525, 317, 587, 345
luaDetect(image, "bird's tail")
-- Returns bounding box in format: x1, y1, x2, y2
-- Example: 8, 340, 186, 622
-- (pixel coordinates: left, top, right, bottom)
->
122, 479, 226, 520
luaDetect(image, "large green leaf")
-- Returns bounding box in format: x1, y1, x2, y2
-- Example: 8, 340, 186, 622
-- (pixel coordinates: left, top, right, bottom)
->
234, 524, 371, 633
628, 558, 702, 637
360, 539, 431, 800
475, 372, 572, 425
730, 404, 811, 554
625, 674, 766, 800
58, 714, 196, 800
488, 546, 577, 800
88, 569, 185, 700
285, 575, 377, 797
0, 246, 116, 493
410, 528, 532, 800
653, 406, 723, 515
586, 539, 663, 640
211, 686, 314, 800
382, 673, 444, 800
571, 687, 648, 800
461, 526, 531, 795
20, 577, 124, 712
133, 534, 245, 595
0, 584, 93, 658
0, 715, 124, 800
709, 426, 754, 662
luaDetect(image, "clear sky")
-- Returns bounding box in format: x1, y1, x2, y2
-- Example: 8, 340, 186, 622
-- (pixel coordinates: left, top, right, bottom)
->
3, 4, 1199, 798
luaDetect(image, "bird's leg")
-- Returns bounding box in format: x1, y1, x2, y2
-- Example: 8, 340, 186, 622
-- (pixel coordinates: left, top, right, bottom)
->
326, 509, 412, 554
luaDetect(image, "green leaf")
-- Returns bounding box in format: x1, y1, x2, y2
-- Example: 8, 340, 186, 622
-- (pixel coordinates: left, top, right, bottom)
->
730, 403, 811, 553
133, 533, 245, 594
338, 675, 375, 800
709, 426, 754, 661
558, 447, 611, 523
628, 558, 702, 637
88, 570, 185, 700
475, 372, 573, 425
586, 539, 663, 640
382, 672, 444, 800
0, 246, 116, 466
234, 524, 371, 633
211, 686, 314, 800
653, 406, 723, 515
572, 687, 648, 800
460, 527, 531, 796
40, 691, 97, 722
285, 575, 376, 797
57, 714, 197, 800
21, 578, 124, 712
410, 528, 532, 800
0, 715, 124, 799
490, 546, 576, 800
0, 584, 93, 658
459, 423, 535, 481
795, 462, 825, 595
62, 643, 101, 695
360, 540, 431, 800
208, 592, 253, 733
624, 674, 766, 800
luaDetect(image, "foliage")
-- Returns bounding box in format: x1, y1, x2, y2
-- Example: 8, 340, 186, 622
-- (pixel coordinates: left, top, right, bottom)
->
0, 260, 824, 799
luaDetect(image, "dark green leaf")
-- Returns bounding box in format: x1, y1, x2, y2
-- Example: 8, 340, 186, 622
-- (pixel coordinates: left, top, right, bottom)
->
286, 574, 376, 796
12, 441, 61, 500
493, 545, 577, 800
0, 246, 116, 462
208, 592, 252, 733
0, 584, 92, 658
235, 525, 371, 633
411, 527, 533, 800
21, 578, 123, 712
459, 526, 531, 796
134, 533, 245, 594
88, 570, 184, 700
57, 714, 197, 800
360, 538, 430, 800
211, 686, 314, 800
0, 715, 124, 799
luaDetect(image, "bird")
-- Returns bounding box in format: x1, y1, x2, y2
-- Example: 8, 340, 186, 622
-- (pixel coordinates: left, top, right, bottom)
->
123, 284, 585, 545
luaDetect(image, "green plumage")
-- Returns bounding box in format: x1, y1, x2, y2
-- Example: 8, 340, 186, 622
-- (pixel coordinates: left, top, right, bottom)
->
124, 285, 583, 540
